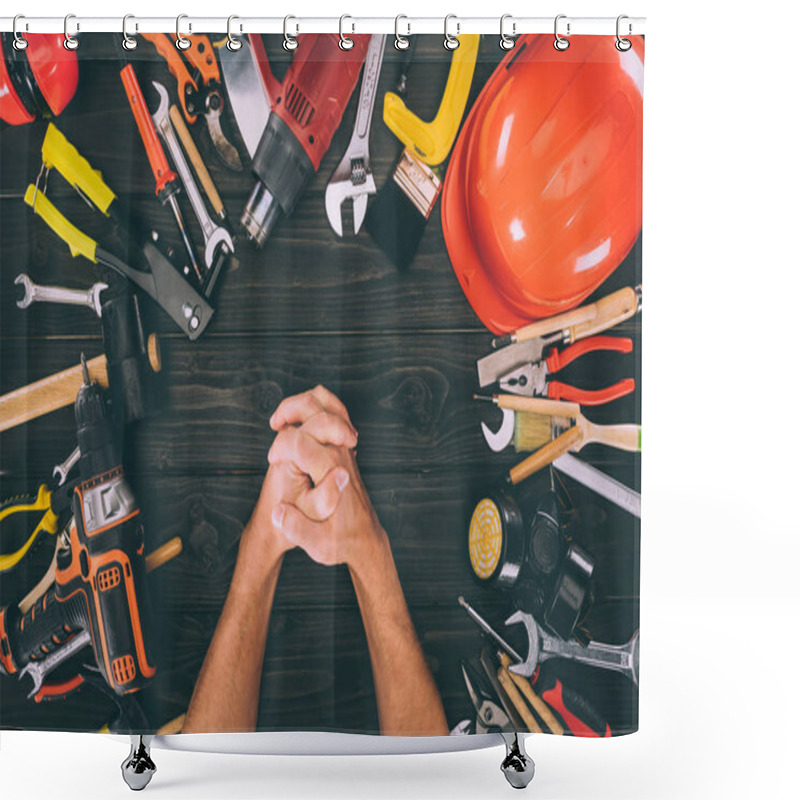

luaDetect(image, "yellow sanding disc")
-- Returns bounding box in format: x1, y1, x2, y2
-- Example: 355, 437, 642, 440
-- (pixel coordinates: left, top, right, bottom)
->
469, 498, 503, 580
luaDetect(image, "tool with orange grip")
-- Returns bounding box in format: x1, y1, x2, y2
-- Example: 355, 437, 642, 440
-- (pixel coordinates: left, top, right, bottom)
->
0, 357, 155, 696
499, 336, 635, 406
141, 32, 242, 171
119, 63, 200, 282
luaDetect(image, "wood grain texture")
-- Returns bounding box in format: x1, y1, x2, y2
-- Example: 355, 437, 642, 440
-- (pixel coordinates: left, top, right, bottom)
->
0, 34, 641, 737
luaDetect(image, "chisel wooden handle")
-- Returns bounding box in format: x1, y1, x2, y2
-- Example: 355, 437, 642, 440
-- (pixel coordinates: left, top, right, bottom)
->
496, 394, 581, 419
169, 104, 226, 220
497, 660, 542, 733
0, 355, 108, 433
568, 286, 640, 342
500, 652, 564, 735
509, 425, 583, 485
512, 305, 598, 344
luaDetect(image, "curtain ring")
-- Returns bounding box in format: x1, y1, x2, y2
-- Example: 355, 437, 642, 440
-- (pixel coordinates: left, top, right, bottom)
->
444, 14, 460, 51
122, 15, 138, 51
227, 15, 242, 51
64, 14, 79, 51
554, 14, 570, 51
283, 15, 298, 51
176, 14, 191, 51
499, 14, 516, 51
12, 15, 28, 51
339, 15, 355, 51
394, 15, 410, 51
616, 14, 632, 51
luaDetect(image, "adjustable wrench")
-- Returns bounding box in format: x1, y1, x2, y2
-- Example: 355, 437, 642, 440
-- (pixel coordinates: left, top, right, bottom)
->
325, 34, 386, 237
506, 609, 639, 685
151, 82, 234, 271
15, 274, 107, 317
19, 629, 91, 699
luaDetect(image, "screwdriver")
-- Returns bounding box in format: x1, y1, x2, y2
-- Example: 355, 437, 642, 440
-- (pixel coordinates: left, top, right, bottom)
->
119, 64, 201, 282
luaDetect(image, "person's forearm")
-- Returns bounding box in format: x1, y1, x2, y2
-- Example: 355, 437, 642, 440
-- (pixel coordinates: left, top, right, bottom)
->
183, 523, 283, 733
350, 531, 449, 736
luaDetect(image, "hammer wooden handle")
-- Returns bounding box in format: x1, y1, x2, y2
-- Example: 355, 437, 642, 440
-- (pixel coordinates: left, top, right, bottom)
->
500, 652, 564, 735
169, 104, 226, 220
0, 334, 160, 433
0, 355, 108, 433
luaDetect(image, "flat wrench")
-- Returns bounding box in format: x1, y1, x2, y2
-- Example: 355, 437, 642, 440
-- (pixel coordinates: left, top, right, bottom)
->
151, 82, 233, 270
325, 34, 385, 236
507, 609, 639, 685
53, 445, 80, 486
19, 629, 91, 699
15, 274, 107, 317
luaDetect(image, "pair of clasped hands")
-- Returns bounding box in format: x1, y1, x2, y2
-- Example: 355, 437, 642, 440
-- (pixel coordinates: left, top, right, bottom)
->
251, 384, 382, 572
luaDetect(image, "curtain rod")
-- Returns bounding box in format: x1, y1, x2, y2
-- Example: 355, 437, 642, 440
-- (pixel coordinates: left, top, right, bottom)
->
0, 16, 646, 36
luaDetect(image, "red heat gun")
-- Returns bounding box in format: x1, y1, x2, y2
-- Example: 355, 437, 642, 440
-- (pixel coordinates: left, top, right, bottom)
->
241, 34, 369, 247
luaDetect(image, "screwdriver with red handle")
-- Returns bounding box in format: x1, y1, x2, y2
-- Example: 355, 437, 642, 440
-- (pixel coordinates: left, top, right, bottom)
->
119, 63, 201, 282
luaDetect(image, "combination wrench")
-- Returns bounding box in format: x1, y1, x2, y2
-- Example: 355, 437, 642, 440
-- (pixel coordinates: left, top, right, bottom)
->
19, 629, 92, 699
15, 274, 107, 317
460, 597, 639, 686
151, 82, 234, 271
325, 34, 386, 236
506, 609, 639, 685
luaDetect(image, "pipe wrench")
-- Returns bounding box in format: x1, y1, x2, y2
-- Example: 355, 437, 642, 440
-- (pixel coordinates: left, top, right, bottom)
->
142, 32, 242, 171
151, 81, 234, 289
325, 34, 386, 236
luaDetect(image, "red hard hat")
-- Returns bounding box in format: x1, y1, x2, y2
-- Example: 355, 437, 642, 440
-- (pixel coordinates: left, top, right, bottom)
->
0, 33, 79, 125
442, 35, 644, 334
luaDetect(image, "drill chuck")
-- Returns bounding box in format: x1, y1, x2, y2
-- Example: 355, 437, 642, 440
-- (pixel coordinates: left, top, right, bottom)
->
75, 354, 117, 480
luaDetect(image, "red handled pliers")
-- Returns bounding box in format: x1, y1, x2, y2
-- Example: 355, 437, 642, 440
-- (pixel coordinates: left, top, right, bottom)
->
498, 336, 634, 405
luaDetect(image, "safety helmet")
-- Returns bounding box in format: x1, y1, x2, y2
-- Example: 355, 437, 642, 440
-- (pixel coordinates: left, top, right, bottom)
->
442, 34, 644, 334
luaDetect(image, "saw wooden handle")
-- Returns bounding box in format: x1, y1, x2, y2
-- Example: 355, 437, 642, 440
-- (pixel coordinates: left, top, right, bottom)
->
509, 425, 583, 484
0, 334, 161, 433
170, 104, 225, 220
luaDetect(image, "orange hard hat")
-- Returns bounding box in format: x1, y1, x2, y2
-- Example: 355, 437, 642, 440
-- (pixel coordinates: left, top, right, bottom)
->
442, 35, 644, 334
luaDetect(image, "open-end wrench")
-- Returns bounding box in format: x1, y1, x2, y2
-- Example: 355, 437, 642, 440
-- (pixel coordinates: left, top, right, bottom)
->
53, 445, 80, 486
506, 609, 639, 685
151, 82, 234, 270
19, 629, 91, 699
325, 34, 386, 237
15, 274, 107, 317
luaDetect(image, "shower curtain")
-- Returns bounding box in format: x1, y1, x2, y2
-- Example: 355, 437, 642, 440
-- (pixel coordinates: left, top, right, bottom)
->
0, 30, 643, 740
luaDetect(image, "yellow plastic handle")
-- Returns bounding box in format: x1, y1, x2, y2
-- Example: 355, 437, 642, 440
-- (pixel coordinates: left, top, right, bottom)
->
41, 124, 116, 215
0, 485, 59, 573
24, 185, 98, 262
383, 34, 480, 166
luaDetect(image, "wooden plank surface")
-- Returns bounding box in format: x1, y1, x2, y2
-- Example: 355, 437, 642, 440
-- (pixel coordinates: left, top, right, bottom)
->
0, 34, 640, 738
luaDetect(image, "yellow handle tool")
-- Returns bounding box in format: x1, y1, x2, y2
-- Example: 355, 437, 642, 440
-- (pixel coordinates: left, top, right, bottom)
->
383, 34, 480, 166
40, 123, 116, 215
0, 486, 60, 573
24, 185, 98, 262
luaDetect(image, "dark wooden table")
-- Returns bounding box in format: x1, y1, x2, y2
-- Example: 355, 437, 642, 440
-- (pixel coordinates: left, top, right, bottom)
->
0, 34, 640, 736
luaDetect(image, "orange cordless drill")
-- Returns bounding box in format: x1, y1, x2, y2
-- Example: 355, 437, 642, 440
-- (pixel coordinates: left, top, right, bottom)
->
0, 357, 155, 697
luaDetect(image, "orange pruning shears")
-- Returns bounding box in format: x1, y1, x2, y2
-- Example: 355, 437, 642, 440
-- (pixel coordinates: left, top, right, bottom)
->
141, 32, 242, 171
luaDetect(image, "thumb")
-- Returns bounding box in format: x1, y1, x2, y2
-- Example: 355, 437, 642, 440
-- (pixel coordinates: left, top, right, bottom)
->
272, 503, 339, 566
